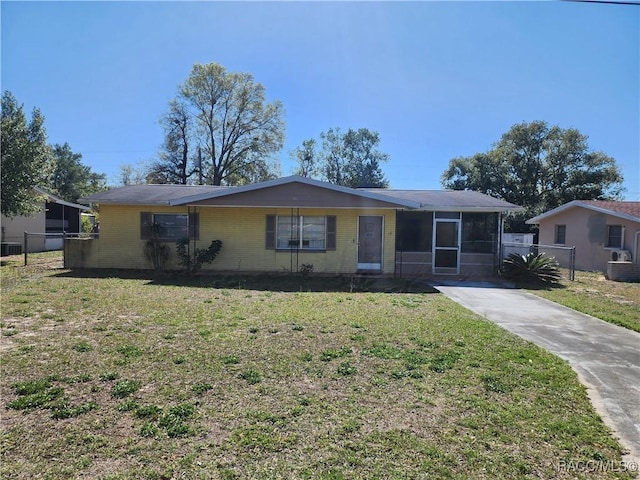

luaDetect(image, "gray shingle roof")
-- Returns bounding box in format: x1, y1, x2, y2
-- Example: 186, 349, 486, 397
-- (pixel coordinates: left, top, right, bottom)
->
81, 177, 521, 212
80, 184, 230, 205
362, 189, 521, 211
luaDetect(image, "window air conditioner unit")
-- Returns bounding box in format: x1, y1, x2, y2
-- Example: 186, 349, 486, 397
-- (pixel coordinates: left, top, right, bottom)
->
610, 250, 632, 262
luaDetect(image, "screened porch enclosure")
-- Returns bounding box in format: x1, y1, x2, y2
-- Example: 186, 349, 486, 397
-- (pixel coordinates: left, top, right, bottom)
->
395, 210, 500, 277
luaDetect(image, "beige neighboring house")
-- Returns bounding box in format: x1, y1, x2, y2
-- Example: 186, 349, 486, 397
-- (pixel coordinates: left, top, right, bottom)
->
527, 200, 640, 273
1, 187, 92, 254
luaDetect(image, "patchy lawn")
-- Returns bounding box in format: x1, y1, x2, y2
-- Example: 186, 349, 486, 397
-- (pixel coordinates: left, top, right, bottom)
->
0, 255, 635, 479
526, 270, 640, 333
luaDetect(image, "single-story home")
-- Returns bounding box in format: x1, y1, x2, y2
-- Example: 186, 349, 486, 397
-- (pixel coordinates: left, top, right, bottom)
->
526, 200, 640, 274
74, 176, 521, 278
1, 187, 92, 255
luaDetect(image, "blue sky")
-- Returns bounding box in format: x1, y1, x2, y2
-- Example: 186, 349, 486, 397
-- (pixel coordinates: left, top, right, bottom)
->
2, 1, 639, 199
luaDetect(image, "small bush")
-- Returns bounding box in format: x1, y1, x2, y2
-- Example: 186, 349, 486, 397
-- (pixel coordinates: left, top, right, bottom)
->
501, 252, 561, 285
299, 263, 314, 276
176, 239, 223, 273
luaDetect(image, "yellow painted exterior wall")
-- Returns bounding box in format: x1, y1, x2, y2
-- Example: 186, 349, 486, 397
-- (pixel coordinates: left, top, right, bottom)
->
82, 205, 397, 274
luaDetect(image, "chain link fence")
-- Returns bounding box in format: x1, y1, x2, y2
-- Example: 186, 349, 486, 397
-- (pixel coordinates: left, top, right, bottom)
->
501, 242, 576, 281
21, 232, 68, 269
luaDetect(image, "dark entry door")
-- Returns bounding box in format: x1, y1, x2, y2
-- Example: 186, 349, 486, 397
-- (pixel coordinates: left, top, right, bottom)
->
358, 216, 383, 270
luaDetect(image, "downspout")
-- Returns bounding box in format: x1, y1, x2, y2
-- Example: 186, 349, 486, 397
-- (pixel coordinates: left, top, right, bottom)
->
634, 230, 640, 264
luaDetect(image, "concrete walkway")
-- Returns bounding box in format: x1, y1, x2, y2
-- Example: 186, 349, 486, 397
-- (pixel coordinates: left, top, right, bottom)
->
433, 281, 640, 461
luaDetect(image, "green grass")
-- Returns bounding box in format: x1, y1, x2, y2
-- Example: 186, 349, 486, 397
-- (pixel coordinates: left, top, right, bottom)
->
0, 257, 635, 479
526, 270, 640, 332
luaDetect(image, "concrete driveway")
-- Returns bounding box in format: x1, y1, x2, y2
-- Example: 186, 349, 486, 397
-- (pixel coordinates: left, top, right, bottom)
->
433, 281, 640, 462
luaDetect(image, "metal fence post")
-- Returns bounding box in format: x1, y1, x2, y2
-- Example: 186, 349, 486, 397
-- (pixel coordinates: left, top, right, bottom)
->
24, 232, 28, 266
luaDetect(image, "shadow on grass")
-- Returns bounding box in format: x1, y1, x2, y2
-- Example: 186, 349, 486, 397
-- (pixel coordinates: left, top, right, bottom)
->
52, 269, 438, 293
510, 280, 568, 291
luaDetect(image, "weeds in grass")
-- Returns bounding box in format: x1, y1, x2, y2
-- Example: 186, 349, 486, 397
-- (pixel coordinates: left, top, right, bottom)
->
222, 354, 240, 365
134, 404, 162, 419
481, 375, 511, 394
111, 379, 141, 398
239, 369, 262, 385
99, 371, 119, 381
117, 399, 140, 412
50, 401, 98, 419
7, 386, 64, 410
336, 361, 357, 376
72, 341, 92, 352
192, 383, 213, 394
299, 352, 313, 362
320, 346, 351, 361
116, 345, 143, 357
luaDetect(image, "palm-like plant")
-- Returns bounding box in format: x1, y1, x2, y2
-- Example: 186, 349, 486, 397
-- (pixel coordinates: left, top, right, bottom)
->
501, 252, 561, 285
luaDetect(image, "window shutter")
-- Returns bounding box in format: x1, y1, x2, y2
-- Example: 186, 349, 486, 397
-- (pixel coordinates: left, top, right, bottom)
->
189, 213, 199, 240
141, 212, 152, 240
265, 215, 276, 249
326, 216, 337, 250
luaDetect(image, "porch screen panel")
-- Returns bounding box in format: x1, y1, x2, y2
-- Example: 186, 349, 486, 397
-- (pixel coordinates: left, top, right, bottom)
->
396, 211, 432, 252
461, 213, 497, 253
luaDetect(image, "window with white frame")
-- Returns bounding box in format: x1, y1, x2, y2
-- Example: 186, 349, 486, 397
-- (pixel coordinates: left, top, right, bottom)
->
276, 216, 326, 250
140, 212, 198, 241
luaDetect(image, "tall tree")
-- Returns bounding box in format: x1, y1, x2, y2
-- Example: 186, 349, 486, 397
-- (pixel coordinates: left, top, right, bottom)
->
441, 121, 624, 231
49, 142, 107, 203
291, 138, 319, 178
163, 62, 285, 186
1, 91, 53, 217
149, 99, 194, 184
118, 163, 147, 186
293, 127, 390, 188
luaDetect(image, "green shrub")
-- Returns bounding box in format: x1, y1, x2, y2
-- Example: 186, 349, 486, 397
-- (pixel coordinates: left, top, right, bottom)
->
501, 252, 561, 285
176, 239, 223, 273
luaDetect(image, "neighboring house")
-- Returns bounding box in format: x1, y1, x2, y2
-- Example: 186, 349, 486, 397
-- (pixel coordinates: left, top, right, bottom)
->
1, 187, 92, 254
74, 176, 520, 278
527, 200, 640, 272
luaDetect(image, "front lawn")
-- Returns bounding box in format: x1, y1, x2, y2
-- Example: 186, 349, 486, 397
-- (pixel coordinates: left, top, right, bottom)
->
526, 270, 640, 333
0, 256, 634, 479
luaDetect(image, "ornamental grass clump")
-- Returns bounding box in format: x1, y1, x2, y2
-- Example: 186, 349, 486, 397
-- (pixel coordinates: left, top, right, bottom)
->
501, 252, 561, 285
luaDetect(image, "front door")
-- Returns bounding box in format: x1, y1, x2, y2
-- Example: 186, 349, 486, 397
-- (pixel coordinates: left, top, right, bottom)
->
357, 216, 383, 271
433, 217, 461, 274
